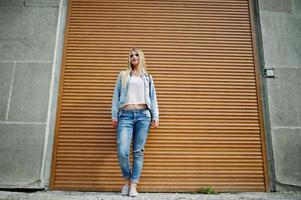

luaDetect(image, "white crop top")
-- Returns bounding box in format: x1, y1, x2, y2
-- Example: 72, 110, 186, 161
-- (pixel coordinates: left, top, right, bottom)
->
126, 76, 146, 105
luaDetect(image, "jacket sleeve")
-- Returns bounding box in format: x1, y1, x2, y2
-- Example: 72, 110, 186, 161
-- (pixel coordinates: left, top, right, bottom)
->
111, 72, 122, 120
149, 74, 159, 121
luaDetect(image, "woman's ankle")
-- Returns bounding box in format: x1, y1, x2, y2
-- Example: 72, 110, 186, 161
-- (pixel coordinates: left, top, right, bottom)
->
124, 179, 130, 186
130, 182, 137, 189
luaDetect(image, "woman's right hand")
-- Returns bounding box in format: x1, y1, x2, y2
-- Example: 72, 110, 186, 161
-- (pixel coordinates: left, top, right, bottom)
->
112, 119, 118, 128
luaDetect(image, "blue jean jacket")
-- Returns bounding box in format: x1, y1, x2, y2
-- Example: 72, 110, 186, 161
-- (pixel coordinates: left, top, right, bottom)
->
111, 71, 159, 121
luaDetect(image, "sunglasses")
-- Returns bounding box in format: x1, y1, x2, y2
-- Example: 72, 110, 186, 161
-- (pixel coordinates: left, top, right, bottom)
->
130, 53, 139, 58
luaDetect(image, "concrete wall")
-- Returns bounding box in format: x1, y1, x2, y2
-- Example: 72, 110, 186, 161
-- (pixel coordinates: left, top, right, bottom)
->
0, 0, 60, 188
259, 0, 301, 191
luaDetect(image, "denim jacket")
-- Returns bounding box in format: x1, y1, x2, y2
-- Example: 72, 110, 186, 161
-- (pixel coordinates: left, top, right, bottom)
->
111, 71, 159, 121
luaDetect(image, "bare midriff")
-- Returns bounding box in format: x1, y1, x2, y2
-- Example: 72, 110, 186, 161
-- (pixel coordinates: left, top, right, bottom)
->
121, 104, 147, 110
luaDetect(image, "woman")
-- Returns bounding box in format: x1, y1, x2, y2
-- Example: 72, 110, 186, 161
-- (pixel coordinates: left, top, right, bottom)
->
111, 48, 159, 197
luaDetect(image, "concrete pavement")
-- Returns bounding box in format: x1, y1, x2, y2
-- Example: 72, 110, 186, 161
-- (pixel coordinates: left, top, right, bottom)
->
0, 190, 301, 200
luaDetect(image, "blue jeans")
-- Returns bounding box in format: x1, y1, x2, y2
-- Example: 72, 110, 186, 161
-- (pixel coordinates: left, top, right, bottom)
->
117, 108, 151, 183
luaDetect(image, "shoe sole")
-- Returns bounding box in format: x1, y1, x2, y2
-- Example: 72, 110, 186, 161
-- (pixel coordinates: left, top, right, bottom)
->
129, 193, 138, 197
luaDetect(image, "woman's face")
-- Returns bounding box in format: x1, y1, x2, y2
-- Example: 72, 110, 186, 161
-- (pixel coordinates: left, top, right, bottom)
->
130, 50, 140, 68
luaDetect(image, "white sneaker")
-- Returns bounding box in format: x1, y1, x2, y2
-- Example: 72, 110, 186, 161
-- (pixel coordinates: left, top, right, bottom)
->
121, 184, 129, 196
129, 187, 138, 197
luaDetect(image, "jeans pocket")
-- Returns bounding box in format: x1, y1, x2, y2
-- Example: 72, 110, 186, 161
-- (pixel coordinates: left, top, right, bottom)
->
143, 110, 151, 118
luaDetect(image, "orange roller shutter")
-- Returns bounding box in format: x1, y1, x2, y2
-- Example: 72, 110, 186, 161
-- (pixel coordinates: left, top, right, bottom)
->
50, 0, 269, 192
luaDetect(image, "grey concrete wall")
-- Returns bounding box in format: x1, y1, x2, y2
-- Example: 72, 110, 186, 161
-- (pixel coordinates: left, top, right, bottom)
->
0, 0, 60, 188
259, 0, 301, 191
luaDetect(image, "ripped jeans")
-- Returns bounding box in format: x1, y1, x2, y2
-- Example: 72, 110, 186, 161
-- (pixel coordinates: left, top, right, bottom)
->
117, 108, 151, 183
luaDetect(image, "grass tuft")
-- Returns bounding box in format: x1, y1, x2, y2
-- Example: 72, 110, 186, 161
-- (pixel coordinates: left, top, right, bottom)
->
196, 185, 217, 195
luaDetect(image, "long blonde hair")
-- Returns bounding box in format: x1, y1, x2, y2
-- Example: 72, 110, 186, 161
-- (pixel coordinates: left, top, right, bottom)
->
121, 48, 147, 87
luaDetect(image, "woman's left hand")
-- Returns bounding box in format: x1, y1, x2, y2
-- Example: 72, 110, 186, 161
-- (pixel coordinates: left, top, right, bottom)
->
151, 120, 159, 128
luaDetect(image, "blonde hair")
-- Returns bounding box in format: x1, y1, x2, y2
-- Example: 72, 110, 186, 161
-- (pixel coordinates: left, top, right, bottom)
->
121, 48, 147, 87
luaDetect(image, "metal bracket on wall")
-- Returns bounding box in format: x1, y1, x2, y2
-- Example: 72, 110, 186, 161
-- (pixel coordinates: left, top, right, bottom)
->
261, 68, 277, 78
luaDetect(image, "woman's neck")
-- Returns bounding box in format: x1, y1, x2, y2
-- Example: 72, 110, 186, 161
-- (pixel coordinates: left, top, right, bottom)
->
131, 65, 138, 70
131, 68, 141, 76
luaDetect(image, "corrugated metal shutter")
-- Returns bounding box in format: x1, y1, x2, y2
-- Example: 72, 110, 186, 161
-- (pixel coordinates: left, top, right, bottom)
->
50, 0, 268, 192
